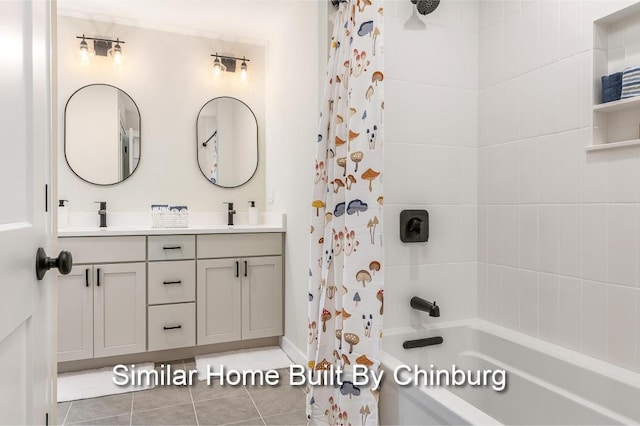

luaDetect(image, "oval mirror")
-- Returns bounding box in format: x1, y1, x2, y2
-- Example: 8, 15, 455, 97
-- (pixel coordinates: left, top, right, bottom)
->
64, 84, 141, 185
197, 97, 258, 188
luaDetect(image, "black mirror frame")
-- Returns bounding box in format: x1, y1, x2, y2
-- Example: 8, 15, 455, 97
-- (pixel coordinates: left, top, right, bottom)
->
64, 83, 142, 186
196, 96, 258, 189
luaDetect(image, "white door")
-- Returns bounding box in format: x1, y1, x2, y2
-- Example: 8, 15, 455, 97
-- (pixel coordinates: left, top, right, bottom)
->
0, 0, 56, 424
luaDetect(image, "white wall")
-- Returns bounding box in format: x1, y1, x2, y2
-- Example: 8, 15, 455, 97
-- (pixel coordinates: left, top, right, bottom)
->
57, 15, 266, 212
383, 0, 479, 329
265, 2, 321, 353
477, 0, 640, 373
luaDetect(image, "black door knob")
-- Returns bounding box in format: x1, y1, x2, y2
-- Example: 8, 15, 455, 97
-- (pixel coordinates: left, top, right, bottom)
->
35, 247, 73, 280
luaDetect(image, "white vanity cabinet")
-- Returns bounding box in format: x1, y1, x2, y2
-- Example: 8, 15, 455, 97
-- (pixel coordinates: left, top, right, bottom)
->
57, 236, 147, 362
57, 229, 285, 365
197, 234, 283, 345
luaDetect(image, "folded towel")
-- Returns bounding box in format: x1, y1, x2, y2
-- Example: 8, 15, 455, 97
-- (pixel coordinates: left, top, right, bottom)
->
620, 66, 640, 99
601, 72, 622, 103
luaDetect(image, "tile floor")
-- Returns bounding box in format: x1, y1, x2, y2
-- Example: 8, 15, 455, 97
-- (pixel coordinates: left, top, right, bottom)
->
57, 360, 307, 426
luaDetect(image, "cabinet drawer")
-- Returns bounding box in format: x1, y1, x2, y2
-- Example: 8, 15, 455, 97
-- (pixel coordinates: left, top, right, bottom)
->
197, 233, 282, 259
148, 235, 195, 261
148, 303, 196, 351
59, 237, 146, 264
148, 261, 196, 305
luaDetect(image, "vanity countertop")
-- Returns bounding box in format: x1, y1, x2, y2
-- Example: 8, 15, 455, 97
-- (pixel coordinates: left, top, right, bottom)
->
58, 212, 286, 237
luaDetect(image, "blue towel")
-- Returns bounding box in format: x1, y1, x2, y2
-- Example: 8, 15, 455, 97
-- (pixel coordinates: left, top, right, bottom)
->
620, 66, 640, 99
601, 72, 622, 103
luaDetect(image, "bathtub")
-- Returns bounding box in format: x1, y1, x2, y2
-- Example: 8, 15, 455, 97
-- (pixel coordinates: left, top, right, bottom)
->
379, 319, 640, 425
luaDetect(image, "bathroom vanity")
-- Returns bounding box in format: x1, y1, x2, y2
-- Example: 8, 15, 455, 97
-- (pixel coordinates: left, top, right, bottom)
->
56, 221, 284, 369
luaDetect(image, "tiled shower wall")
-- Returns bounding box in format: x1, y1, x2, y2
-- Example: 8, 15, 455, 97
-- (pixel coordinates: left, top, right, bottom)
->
478, 0, 640, 372
384, 1, 479, 329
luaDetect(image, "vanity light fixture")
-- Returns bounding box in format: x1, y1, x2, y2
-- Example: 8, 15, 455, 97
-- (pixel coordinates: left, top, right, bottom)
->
210, 53, 250, 79
76, 34, 126, 66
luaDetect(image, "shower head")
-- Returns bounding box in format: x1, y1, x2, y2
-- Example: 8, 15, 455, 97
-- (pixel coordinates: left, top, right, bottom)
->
414, 0, 440, 15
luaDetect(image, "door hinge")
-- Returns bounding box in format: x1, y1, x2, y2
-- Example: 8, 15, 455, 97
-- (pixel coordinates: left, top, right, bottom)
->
45, 184, 49, 212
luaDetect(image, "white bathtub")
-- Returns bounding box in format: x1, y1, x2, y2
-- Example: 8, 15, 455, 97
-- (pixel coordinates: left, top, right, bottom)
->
379, 319, 640, 425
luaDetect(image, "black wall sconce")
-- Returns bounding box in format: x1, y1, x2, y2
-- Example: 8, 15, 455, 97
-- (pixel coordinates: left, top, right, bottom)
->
77, 34, 125, 66
211, 53, 250, 80
400, 210, 429, 243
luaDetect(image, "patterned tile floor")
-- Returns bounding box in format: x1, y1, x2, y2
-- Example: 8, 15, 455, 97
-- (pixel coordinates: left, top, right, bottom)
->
57, 360, 306, 426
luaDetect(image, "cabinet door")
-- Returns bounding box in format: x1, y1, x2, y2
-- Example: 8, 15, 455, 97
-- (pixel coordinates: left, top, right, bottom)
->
57, 266, 93, 362
242, 256, 283, 340
197, 258, 241, 345
94, 263, 146, 358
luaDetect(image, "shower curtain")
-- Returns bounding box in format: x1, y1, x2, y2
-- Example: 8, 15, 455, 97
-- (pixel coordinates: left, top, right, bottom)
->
307, 1, 384, 424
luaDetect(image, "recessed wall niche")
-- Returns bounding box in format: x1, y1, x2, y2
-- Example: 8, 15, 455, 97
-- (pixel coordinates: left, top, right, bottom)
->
591, 3, 640, 151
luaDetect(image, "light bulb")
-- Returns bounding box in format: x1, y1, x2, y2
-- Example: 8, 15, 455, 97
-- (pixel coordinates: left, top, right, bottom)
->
79, 38, 90, 65
213, 55, 221, 76
111, 42, 123, 66
240, 58, 247, 80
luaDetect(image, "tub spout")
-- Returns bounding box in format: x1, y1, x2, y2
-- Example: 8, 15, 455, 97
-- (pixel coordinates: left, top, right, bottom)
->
410, 296, 440, 317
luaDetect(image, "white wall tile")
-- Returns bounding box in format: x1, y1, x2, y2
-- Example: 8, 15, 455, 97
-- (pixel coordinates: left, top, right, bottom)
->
480, 0, 504, 30
538, 0, 559, 67
538, 205, 559, 274
502, 267, 521, 330
538, 134, 559, 203
487, 22, 506, 87
478, 204, 488, 262
608, 205, 638, 287
557, 55, 584, 132
558, 276, 582, 351
487, 82, 506, 145
478, 147, 489, 204
519, 205, 538, 270
478, 262, 488, 319
488, 145, 503, 203
519, 269, 538, 336
607, 286, 637, 369
607, 150, 639, 203
519, 70, 539, 139
558, 0, 584, 59
582, 280, 608, 361
385, 80, 478, 147
520, 1, 539, 73
538, 272, 559, 343
503, 12, 521, 80
582, 205, 608, 283
502, 205, 520, 268
558, 129, 584, 203
519, 138, 539, 204
488, 265, 504, 324
503, 0, 521, 19
537, 63, 559, 135
502, 141, 520, 204
558, 205, 582, 278
488, 205, 503, 265
503, 78, 521, 143
583, 151, 608, 203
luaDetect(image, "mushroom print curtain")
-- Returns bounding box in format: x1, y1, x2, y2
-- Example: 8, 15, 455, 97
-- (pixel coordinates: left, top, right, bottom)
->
307, 1, 384, 424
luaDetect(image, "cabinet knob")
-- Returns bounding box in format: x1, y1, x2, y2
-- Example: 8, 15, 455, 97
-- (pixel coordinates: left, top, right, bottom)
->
163, 325, 182, 330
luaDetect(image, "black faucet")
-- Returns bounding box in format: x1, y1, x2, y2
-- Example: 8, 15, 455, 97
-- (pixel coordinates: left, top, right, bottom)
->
410, 296, 440, 317
223, 202, 236, 226
96, 201, 107, 228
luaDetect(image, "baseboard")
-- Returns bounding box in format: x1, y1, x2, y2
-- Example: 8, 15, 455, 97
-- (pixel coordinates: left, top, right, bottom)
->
279, 336, 306, 366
